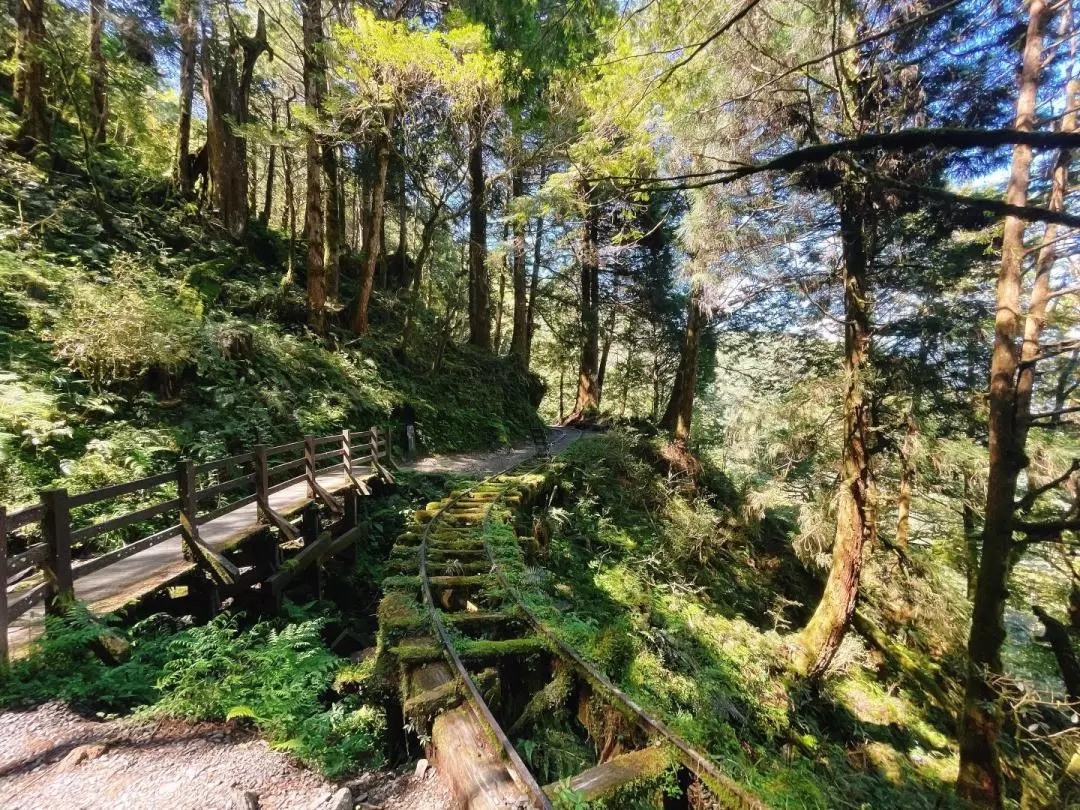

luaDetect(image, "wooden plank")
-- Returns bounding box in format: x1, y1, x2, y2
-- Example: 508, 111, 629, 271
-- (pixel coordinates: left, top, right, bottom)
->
71, 498, 180, 544
193, 452, 254, 475
71, 524, 179, 580
431, 704, 529, 810
8, 543, 48, 576
7, 504, 44, 531
179, 461, 238, 586
198, 492, 258, 525
68, 470, 177, 508
543, 747, 672, 803
195, 472, 255, 502
9, 581, 48, 621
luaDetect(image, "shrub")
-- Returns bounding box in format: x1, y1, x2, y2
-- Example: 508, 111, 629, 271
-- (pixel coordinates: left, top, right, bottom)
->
53, 255, 199, 383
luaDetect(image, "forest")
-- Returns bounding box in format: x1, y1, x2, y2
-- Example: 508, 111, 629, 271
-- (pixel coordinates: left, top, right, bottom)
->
0, 0, 1079, 807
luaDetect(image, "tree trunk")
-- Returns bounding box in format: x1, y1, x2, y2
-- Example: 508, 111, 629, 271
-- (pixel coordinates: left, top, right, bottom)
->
260, 99, 277, 227
957, 3, 1048, 805
175, 0, 197, 194
325, 142, 342, 298
397, 166, 408, 260
303, 0, 326, 332
793, 184, 874, 679
352, 112, 394, 335
525, 212, 544, 369
89, 0, 107, 143
509, 167, 529, 363
573, 191, 601, 414
597, 275, 619, 407
1032, 606, 1080, 702
468, 110, 490, 349
493, 242, 506, 353
201, 10, 268, 239
14, 0, 48, 145
660, 280, 705, 445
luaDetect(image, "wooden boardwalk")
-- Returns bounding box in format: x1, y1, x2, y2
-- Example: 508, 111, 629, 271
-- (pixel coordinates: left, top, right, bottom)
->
6, 465, 368, 656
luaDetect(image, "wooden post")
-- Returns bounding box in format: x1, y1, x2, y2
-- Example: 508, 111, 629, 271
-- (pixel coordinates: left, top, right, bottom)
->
0, 506, 8, 668
341, 429, 352, 476
385, 423, 393, 465
305, 436, 317, 500
343, 486, 358, 530
254, 444, 269, 522
178, 461, 199, 562
301, 502, 320, 545
41, 488, 74, 616
369, 427, 379, 474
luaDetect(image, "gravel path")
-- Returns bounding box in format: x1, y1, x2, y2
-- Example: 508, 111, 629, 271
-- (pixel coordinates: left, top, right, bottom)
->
0, 432, 581, 810
0, 703, 453, 810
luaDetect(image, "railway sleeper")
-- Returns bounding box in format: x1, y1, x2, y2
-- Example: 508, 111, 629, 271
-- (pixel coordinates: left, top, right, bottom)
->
543, 745, 674, 805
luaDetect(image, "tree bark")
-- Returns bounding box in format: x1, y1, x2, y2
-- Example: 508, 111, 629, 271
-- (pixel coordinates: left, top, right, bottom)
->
895, 413, 916, 549
509, 167, 529, 363
303, 0, 326, 332
957, 3, 1048, 805
352, 112, 394, 334
325, 141, 342, 298
793, 183, 874, 679
14, 0, 48, 145
89, 0, 107, 143
201, 10, 268, 239
175, 0, 197, 194
525, 212, 544, 369
1032, 606, 1080, 702
260, 98, 277, 227
660, 280, 705, 445
573, 191, 601, 414
468, 109, 490, 349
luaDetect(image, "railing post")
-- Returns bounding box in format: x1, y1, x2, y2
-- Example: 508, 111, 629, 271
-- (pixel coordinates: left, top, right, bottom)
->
178, 461, 199, 561
41, 488, 74, 616
301, 502, 320, 545
254, 444, 269, 522
384, 423, 393, 465
369, 427, 379, 474
0, 506, 8, 668
305, 436, 317, 500
341, 429, 352, 477
343, 487, 359, 530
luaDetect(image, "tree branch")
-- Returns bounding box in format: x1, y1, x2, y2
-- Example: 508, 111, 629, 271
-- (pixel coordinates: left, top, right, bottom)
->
1016, 459, 1080, 512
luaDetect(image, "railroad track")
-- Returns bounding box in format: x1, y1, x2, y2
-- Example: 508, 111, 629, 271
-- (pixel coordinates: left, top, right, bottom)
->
383, 450, 768, 809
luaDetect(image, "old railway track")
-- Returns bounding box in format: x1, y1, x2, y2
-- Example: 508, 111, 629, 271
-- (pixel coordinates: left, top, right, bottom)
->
381, 447, 767, 810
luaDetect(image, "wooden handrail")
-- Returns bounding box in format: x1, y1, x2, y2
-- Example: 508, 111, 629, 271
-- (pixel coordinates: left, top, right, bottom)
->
1, 424, 387, 650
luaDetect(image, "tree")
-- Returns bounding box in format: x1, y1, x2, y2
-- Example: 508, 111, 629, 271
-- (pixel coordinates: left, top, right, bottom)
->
302, 0, 327, 333
89, 0, 108, 143
174, 0, 198, 194
958, 1, 1051, 803
200, 7, 270, 239
14, 0, 48, 145
467, 106, 490, 349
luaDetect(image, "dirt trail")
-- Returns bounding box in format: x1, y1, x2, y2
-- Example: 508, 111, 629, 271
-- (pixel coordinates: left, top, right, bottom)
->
0, 431, 581, 810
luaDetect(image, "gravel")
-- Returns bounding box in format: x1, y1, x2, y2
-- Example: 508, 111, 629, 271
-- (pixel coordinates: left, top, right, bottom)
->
0, 703, 453, 810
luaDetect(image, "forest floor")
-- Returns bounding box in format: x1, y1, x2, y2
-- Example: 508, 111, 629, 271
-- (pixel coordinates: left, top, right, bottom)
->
0, 432, 580, 810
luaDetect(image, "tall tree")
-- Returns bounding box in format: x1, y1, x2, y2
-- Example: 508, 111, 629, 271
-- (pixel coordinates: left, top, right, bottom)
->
508, 166, 528, 362
201, 8, 269, 239
660, 279, 706, 445
89, 0, 108, 143
14, 0, 48, 145
573, 188, 601, 413
957, 1, 1050, 802
302, 0, 327, 332
174, 0, 198, 194
467, 107, 490, 349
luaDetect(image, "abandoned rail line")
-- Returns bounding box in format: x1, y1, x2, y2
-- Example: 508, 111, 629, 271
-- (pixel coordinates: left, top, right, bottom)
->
382, 440, 768, 809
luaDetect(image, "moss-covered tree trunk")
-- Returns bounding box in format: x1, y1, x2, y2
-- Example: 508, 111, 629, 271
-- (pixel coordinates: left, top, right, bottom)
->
14, 0, 48, 145
957, 3, 1048, 804
660, 280, 705, 445
89, 0, 107, 143
467, 109, 491, 350
174, 0, 197, 194
793, 184, 873, 679
573, 190, 601, 414
352, 112, 393, 335
260, 98, 277, 227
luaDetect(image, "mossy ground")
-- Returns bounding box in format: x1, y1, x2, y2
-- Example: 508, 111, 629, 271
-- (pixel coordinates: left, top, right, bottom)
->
512, 431, 967, 809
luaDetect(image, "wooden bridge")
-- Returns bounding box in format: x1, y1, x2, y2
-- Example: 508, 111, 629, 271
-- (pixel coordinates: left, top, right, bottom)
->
1, 426, 397, 663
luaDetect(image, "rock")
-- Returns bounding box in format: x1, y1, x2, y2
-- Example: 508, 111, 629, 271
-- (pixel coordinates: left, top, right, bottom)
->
325, 788, 353, 810
236, 790, 260, 810
413, 758, 429, 779
57, 743, 108, 771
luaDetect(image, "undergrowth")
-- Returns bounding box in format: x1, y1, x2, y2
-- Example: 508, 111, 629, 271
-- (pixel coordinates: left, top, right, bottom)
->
516, 430, 967, 809
0, 602, 384, 778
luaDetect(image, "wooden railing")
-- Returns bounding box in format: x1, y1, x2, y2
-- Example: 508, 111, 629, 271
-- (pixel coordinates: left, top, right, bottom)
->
1, 425, 394, 664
